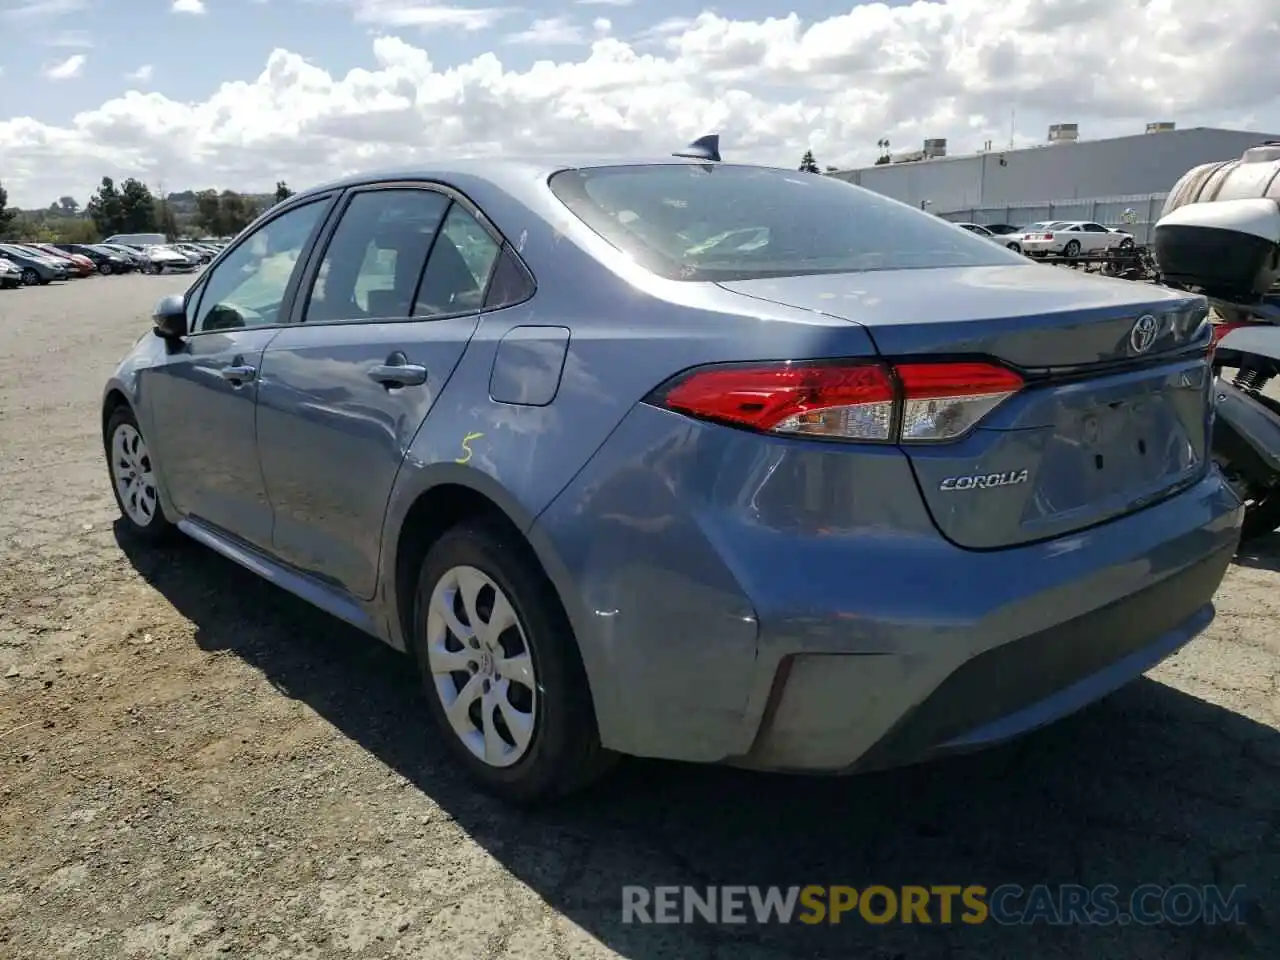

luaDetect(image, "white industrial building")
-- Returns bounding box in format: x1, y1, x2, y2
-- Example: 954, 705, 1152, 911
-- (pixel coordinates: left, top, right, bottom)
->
828, 123, 1280, 239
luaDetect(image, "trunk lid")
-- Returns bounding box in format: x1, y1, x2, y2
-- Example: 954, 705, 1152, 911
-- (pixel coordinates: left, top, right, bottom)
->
719, 265, 1212, 549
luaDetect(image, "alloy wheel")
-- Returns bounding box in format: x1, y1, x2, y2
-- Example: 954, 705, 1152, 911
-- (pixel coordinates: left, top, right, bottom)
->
425, 565, 538, 767
20, 268, 38, 285
110, 423, 159, 527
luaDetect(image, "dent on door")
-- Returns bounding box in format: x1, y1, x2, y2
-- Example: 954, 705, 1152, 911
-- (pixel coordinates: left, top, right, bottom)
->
489, 326, 571, 406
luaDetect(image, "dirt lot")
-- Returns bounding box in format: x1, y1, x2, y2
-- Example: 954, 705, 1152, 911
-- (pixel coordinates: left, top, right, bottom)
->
1, 273, 1278, 959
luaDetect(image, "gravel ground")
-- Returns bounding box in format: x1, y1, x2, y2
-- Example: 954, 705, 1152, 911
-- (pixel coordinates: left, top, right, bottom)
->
1, 273, 1278, 960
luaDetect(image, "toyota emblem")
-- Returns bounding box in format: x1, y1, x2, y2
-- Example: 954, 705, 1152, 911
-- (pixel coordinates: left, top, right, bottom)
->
1129, 314, 1159, 354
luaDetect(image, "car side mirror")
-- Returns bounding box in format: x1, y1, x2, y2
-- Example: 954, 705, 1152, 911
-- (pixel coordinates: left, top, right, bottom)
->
152, 294, 188, 340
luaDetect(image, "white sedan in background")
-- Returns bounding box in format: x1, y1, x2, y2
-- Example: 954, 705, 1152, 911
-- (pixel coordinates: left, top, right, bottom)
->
1017, 221, 1135, 258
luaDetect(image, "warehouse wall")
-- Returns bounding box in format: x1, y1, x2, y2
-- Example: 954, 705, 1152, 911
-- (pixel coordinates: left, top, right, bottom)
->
833, 128, 1280, 213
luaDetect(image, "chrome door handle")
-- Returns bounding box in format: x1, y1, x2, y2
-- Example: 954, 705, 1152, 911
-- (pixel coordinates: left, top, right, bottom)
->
368, 361, 428, 387
220, 364, 256, 383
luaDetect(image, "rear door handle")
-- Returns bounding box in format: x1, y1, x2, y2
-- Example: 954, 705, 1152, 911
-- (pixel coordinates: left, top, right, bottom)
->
220, 364, 256, 383
368, 356, 428, 387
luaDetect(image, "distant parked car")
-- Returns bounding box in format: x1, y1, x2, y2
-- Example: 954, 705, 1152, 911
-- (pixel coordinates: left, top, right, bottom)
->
0, 257, 21, 289
98, 243, 149, 269
1018, 221, 1135, 258
983, 224, 1022, 235
29, 243, 95, 277
139, 245, 199, 273
101, 232, 168, 247
54, 243, 135, 274
171, 242, 214, 264
955, 223, 1005, 243
0, 243, 69, 284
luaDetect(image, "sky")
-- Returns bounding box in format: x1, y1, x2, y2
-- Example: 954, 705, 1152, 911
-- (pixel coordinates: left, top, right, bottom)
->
0, 0, 1278, 207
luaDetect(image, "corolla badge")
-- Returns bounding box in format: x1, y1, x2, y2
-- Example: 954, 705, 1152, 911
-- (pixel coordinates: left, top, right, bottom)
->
1129, 313, 1159, 354
939, 469, 1029, 492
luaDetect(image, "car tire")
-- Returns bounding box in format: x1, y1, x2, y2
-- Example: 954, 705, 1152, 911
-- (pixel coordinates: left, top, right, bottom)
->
1118, 237, 1134, 249
104, 405, 176, 543
20, 268, 39, 285
410, 518, 615, 805
1063, 240, 1081, 257
1006, 241, 1021, 254
99, 262, 113, 275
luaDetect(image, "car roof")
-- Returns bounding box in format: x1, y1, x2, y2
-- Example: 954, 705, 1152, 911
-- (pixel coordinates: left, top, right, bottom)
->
291, 156, 799, 203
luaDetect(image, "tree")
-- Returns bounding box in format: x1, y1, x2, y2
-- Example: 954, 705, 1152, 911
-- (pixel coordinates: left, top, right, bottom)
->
274, 180, 293, 204
799, 150, 820, 173
157, 199, 179, 240
86, 177, 126, 236
118, 179, 157, 233
0, 182, 16, 239
219, 190, 258, 235
56, 196, 80, 216
195, 189, 222, 235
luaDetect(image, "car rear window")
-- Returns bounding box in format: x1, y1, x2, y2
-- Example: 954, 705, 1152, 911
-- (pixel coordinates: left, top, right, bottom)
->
547, 163, 1023, 281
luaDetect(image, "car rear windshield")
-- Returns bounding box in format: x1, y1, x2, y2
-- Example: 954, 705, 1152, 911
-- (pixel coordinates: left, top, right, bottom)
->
547, 164, 1023, 281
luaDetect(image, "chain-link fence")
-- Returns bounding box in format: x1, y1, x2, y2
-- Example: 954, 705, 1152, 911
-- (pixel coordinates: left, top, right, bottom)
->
938, 193, 1169, 244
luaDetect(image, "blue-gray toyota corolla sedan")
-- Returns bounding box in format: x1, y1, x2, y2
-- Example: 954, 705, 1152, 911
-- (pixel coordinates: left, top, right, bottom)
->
101, 157, 1243, 804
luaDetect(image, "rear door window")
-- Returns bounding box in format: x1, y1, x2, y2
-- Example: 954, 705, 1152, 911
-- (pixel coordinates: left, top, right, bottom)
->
413, 205, 502, 318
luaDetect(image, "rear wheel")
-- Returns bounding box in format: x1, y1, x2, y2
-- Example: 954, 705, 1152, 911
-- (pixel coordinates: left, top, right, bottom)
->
410, 519, 614, 805
1006, 241, 1022, 254
1063, 239, 1081, 257
105, 406, 175, 542
98, 262, 113, 275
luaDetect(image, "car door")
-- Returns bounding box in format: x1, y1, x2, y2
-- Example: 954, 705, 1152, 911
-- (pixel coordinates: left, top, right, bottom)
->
255, 184, 509, 599
141, 195, 334, 550
1080, 222, 1113, 251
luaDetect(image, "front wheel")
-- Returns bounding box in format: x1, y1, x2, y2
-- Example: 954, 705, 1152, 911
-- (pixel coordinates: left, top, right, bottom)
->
410, 519, 614, 805
147, 262, 163, 275
105, 406, 176, 542
20, 268, 39, 285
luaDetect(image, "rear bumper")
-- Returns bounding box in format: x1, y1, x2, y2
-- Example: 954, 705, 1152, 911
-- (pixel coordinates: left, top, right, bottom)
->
533, 404, 1243, 769
1020, 240, 1061, 255
740, 543, 1229, 773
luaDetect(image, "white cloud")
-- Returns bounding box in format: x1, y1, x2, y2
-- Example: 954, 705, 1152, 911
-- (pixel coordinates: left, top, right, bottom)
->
127, 64, 155, 83
2, 2, 1280, 205
504, 16, 586, 46
576, 0, 632, 6
1, 0, 89, 20
171, 0, 206, 13
347, 0, 508, 32
43, 53, 85, 80
593, 17, 610, 36
46, 29, 94, 47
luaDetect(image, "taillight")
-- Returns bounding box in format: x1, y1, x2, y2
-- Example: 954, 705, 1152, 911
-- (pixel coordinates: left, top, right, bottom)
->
1210, 321, 1249, 345
895, 362, 1024, 441
650, 359, 1024, 443
1041, 233, 1054, 240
